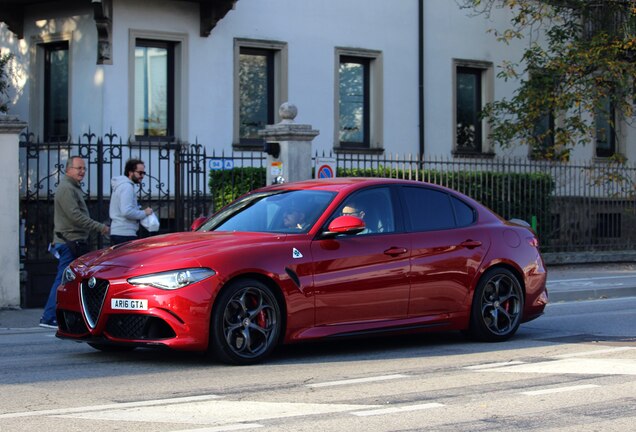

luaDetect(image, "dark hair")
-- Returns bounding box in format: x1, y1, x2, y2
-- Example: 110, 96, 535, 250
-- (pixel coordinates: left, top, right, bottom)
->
124, 159, 144, 177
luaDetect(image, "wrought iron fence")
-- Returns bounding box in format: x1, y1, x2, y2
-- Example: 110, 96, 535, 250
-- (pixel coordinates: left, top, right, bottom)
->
328, 152, 636, 253
18, 132, 636, 305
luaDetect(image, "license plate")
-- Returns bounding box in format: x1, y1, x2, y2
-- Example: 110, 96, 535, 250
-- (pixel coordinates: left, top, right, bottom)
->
111, 298, 148, 310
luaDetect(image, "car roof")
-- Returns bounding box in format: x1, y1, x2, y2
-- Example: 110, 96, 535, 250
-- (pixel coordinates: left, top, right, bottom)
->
264, 177, 426, 193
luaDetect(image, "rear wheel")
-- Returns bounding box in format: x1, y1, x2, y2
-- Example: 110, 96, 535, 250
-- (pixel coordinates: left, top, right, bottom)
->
210, 278, 281, 365
468, 268, 524, 341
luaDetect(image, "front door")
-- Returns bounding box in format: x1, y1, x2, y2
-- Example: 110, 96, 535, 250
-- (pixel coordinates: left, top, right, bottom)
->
311, 186, 411, 326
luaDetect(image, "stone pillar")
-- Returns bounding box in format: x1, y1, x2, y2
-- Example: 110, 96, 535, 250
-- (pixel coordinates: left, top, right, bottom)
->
259, 103, 319, 185
0, 115, 26, 308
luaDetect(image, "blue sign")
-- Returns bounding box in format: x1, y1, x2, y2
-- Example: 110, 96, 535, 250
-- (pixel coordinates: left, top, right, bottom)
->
209, 159, 234, 170
209, 159, 222, 170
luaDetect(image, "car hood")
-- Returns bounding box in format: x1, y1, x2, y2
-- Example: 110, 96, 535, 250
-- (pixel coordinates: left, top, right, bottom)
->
79, 231, 285, 271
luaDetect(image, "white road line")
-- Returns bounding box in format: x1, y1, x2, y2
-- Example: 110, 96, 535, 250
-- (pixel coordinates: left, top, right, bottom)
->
56, 400, 381, 425
170, 424, 263, 432
352, 403, 444, 417
464, 361, 525, 370
0, 394, 222, 419
521, 384, 600, 396
553, 346, 636, 358
547, 275, 636, 284
473, 358, 636, 375
307, 374, 409, 388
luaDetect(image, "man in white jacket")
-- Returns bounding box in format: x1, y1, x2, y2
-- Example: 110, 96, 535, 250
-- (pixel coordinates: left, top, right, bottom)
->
109, 159, 153, 245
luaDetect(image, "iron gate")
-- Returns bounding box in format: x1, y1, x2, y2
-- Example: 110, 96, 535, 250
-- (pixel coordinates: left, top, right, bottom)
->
19, 130, 265, 307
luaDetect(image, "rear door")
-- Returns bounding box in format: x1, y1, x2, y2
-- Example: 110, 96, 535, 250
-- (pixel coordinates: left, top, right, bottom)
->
399, 186, 490, 317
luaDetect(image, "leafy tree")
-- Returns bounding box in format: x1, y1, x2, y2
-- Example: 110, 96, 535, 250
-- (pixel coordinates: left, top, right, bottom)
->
0, 53, 13, 113
457, 0, 636, 160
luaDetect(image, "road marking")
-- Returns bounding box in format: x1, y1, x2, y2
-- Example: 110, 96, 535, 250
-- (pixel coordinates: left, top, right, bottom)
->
307, 374, 409, 388
352, 403, 444, 417
554, 347, 636, 358
464, 361, 525, 370
521, 384, 600, 396
55, 400, 381, 425
472, 358, 636, 375
0, 394, 222, 419
170, 425, 263, 432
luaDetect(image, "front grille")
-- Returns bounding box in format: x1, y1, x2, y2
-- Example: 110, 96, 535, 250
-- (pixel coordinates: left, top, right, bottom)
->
58, 310, 89, 335
80, 278, 109, 328
106, 315, 176, 340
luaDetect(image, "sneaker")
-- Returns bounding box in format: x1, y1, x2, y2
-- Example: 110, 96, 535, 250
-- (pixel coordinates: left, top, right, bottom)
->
39, 318, 58, 329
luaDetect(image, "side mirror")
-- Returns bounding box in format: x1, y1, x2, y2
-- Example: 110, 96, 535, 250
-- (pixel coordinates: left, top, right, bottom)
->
321, 215, 366, 238
190, 216, 207, 231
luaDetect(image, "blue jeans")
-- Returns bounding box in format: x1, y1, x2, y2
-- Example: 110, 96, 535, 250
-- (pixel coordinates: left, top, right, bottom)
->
42, 243, 75, 323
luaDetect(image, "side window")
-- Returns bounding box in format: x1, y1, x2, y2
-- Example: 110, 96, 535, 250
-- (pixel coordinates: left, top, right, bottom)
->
451, 195, 476, 227
336, 187, 395, 235
402, 187, 455, 231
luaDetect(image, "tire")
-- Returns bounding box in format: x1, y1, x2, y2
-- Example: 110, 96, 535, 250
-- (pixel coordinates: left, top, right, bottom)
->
210, 278, 282, 365
87, 343, 136, 352
468, 268, 524, 342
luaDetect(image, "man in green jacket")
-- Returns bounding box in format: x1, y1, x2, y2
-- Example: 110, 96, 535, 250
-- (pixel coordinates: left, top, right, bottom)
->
40, 156, 110, 328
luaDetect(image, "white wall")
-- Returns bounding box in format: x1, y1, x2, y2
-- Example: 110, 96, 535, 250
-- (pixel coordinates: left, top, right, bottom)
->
4, 0, 419, 155
3, 0, 633, 160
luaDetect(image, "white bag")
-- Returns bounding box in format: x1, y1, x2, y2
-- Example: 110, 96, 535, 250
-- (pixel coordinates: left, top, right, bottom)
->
140, 213, 160, 232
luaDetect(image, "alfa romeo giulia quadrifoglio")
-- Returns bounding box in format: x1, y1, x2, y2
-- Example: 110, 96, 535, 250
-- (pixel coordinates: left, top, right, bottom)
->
55, 178, 548, 364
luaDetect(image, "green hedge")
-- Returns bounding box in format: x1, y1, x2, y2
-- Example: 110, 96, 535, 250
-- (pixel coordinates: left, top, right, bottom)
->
209, 166, 554, 237
208, 167, 266, 211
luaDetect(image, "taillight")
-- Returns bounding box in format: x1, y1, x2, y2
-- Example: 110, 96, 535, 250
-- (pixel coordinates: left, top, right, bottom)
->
527, 237, 539, 247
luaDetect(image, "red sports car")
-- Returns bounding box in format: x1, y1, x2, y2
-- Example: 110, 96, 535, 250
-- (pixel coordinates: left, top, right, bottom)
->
56, 178, 548, 364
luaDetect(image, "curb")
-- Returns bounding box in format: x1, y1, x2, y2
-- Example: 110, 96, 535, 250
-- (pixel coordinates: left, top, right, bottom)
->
549, 287, 636, 303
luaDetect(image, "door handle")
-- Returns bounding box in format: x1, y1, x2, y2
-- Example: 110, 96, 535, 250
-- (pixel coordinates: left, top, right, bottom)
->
460, 240, 482, 249
384, 247, 408, 256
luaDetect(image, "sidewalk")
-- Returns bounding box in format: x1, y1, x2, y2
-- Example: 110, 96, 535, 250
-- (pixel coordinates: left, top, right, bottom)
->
1, 263, 635, 329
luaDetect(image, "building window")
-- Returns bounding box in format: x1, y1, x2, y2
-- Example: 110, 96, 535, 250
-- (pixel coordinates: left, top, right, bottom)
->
44, 42, 69, 141
239, 48, 275, 143
532, 111, 555, 155
529, 70, 557, 158
234, 39, 287, 149
595, 94, 616, 157
338, 56, 370, 147
334, 48, 383, 152
134, 39, 174, 139
456, 66, 483, 153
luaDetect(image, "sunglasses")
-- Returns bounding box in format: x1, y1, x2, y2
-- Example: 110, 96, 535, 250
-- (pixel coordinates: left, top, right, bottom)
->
135, 171, 147, 176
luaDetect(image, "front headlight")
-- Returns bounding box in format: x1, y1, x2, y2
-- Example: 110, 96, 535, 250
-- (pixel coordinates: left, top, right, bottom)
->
61, 266, 76, 285
127, 268, 216, 290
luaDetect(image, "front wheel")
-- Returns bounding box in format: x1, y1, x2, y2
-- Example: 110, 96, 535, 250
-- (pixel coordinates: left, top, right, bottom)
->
210, 279, 281, 365
468, 268, 524, 342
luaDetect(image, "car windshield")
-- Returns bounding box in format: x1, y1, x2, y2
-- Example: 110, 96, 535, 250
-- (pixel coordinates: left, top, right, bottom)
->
197, 189, 336, 233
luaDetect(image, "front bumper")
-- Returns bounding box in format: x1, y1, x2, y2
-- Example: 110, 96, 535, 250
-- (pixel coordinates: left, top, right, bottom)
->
55, 267, 219, 352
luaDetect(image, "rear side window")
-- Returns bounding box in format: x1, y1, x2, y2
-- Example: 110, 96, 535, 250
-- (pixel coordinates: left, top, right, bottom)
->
401, 186, 475, 231
402, 187, 454, 231
451, 195, 476, 227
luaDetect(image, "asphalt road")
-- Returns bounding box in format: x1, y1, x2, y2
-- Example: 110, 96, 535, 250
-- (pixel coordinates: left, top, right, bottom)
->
1, 294, 635, 431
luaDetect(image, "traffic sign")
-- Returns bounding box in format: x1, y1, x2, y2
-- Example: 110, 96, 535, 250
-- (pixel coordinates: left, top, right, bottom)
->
315, 157, 336, 179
